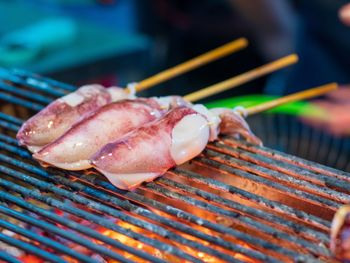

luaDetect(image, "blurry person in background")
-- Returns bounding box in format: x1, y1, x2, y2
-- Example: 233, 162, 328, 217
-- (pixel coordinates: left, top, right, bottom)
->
304, 2, 350, 136
229, 0, 350, 136
147, 0, 350, 136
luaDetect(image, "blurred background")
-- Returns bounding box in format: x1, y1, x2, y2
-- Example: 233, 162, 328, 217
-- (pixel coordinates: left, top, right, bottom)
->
2, 0, 350, 95
2, 0, 350, 170
4, 0, 348, 96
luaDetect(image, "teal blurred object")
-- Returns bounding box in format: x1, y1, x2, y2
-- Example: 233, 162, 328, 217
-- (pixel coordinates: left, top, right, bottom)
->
0, 18, 77, 66
205, 94, 326, 118
0, 1, 150, 83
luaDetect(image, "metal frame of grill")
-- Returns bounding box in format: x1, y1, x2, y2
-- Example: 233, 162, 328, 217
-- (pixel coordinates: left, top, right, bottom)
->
0, 68, 349, 262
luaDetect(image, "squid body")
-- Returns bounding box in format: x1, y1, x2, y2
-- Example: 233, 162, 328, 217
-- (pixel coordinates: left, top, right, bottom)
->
16, 84, 131, 152
33, 97, 188, 170
91, 105, 261, 190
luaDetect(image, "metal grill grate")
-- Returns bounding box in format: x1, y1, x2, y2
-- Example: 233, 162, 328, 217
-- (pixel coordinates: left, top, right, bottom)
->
247, 114, 350, 173
0, 68, 349, 262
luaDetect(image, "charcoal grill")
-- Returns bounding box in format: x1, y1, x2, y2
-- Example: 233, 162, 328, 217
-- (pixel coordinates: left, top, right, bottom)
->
0, 68, 350, 262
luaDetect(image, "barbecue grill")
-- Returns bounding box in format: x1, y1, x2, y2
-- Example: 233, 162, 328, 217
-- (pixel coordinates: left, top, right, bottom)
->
0, 68, 350, 262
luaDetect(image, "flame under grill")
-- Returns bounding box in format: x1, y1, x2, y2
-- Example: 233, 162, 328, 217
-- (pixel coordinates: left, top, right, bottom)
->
0, 68, 349, 262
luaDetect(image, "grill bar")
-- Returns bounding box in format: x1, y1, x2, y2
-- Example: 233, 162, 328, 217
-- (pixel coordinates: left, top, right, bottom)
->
0, 166, 205, 263
210, 142, 349, 203
0, 205, 137, 263
226, 138, 350, 182
0, 128, 326, 261
156, 173, 329, 252
0, 82, 53, 105
0, 91, 44, 111
0, 134, 18, 144
143, 181, 318, 260
0, 142, 32, 159
12, 68, 76, 91
0, 250, 22, 263
0, 218, 95, 263
82, 168, 330, 256
169, 167, 331, 243
0, 113, 22, 126
0, 68, 69, 96
247, 114, 350, 174
204, 147, 344, 207
0, 232, 66, 263
63, 170, 331, 261
219, 140, 350, 196
0, 192, 162, 263
174, 162, 330, 230
0, 120, 20, 133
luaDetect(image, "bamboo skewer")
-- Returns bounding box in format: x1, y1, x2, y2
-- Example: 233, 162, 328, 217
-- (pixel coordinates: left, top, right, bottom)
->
133, 38, 248, 92
245, 82, 338, 116
184, 54, 298, 102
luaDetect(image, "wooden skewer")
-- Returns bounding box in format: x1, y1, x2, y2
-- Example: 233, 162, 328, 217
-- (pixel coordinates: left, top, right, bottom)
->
245, 82, 338, 116
134, 38, 248, 92
184, 54, 298, 102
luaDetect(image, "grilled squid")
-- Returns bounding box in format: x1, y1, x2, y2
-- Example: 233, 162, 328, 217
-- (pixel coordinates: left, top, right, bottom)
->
16, 84, 131, 153
33, 96, 188, 170
90, 105, 261, 190
331, 204, 350, 261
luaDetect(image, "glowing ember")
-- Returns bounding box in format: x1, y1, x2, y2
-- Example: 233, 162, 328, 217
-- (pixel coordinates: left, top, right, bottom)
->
98, 222, 181, 263
98, 221, 259, 263
20, 255, 44, 263
0, 204, 259, 262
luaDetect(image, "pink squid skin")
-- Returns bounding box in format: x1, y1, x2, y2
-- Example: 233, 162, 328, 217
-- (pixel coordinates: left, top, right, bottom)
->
16, 85, 125, 151
90, 107, 198, 189
33, 98, 165, 170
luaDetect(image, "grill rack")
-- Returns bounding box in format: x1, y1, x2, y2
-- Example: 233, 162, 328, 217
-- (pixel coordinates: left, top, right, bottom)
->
247, 114, 350, 174
0, 68, 349, 262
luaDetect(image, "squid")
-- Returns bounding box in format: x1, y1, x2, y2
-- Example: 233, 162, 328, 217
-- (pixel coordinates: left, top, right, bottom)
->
16, 84, 131, 153
330, 204, 350, 261
90, 105, 261, 190
33, 96, 188, 170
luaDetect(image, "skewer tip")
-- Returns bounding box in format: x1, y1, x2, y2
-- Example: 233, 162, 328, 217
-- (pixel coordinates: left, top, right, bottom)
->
237, 37, 249, 48
278, 53, 299, 65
